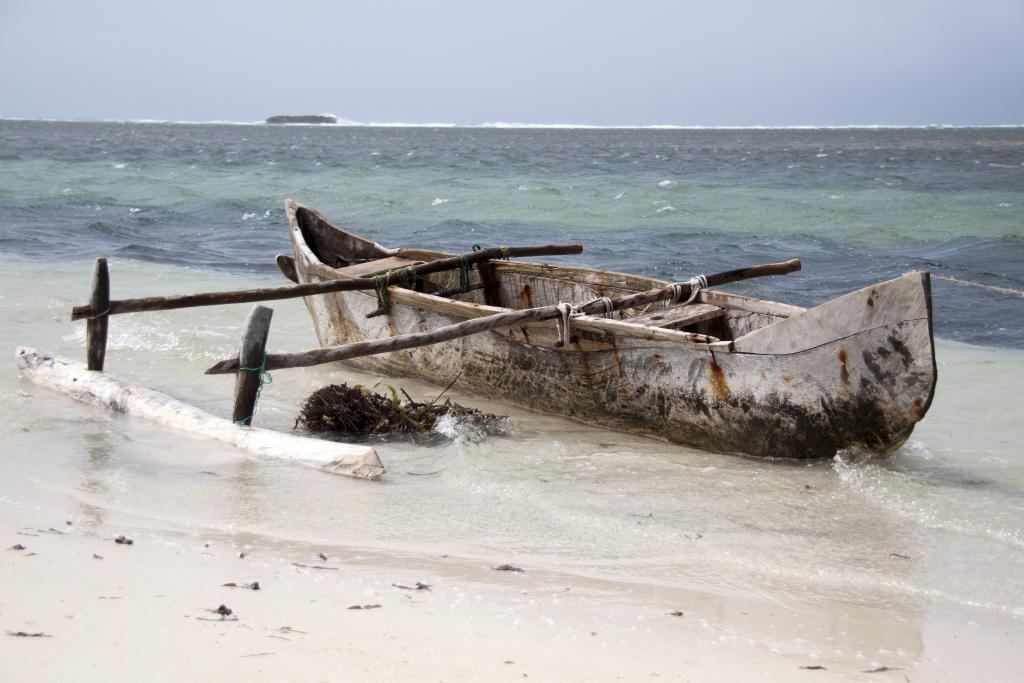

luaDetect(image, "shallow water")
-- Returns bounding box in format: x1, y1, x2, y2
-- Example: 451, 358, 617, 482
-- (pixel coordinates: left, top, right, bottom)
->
1, 258, 1021, 676
1, 122, 1022, 676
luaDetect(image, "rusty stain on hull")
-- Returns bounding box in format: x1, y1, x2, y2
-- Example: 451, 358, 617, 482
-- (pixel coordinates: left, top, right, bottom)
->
708, 354, 731, 401
519, 284, 534, 309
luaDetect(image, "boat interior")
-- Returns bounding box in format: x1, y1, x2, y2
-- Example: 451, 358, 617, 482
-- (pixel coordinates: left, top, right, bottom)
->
291, 205, 806, 346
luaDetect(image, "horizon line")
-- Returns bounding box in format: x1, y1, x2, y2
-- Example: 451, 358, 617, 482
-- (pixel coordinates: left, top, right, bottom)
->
2, 115, 1023, 130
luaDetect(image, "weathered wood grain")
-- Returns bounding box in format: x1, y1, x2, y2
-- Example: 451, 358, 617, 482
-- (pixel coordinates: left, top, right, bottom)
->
205, 259, 796, 374
85, 257, 109, 371
283, 200, 935, 459
275, 254, 299, 283
629, 303, 724, 329
232, 305, 273, 425
732, 273, 932, 354
697, 290, 806, 318
69, 243, 584, 321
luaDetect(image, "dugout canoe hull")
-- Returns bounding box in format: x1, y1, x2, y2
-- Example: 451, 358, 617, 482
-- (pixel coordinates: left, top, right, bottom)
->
285, 200, 936, 459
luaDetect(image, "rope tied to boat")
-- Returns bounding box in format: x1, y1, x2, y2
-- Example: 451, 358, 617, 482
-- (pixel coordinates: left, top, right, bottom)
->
555, 302, 574, 347
670, 274, 708, 306
473, 244, 512, 260
373, 272, 393, 315
373, 267, 424, 315
589, 296, 615, 317
553, 297, 616, 347
234, 352, 273, 426
930, 274, 1024, 298
393, 267, 411, 289
457, 254, 471, 292
87, 305, 111, 319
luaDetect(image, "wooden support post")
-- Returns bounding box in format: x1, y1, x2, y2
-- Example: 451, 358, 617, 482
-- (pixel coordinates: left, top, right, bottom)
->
86, 257, 110, 371
478, 261, 503, 307
232, 305, 273, 426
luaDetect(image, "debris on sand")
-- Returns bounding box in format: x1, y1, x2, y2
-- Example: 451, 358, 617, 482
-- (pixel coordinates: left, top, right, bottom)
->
296, 383, 508, 442
197, 604, 238, 621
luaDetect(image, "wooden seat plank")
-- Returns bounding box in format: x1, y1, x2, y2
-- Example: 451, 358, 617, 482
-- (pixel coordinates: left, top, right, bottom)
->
628, 303, 724, 329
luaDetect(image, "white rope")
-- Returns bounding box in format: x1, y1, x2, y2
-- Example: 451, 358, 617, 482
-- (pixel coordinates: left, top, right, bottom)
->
931, 274, 1024, 298
554, 297, 616, 348
577, 296, 614, 317
555, 302, 573, 347
670, 274, 708, 306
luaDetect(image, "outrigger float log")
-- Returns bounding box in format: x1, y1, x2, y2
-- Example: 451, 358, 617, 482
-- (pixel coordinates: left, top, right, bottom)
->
15, 347, 384, 479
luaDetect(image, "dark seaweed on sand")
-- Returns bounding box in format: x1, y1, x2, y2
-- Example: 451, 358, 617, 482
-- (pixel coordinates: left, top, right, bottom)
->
296, 383, 508, 442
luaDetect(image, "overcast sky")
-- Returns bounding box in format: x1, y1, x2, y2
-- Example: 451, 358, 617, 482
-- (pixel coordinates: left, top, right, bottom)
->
1, 0, 1021, 126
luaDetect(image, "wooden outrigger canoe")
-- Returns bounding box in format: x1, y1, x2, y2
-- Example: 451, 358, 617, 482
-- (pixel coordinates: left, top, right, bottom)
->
284, 199, 936, 459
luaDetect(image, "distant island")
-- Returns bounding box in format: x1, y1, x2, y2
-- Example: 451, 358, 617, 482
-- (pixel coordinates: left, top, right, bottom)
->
265, 115, 338, 125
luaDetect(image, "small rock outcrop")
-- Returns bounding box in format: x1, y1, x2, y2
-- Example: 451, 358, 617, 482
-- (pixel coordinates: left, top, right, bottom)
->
265, 114, 338, 125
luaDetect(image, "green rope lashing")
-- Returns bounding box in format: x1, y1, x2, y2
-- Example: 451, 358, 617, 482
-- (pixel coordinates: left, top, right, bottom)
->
234, 352, 273, 426
394, 267, 412, 289
457, 255, 471, 293
374, 268, 420, 315
373, 272, 393, 315
87, 305, 111, 320
484, 245, 510, 260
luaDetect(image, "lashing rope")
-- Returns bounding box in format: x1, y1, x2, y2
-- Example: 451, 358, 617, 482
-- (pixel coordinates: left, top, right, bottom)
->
378, 245, 511, 307
373, 271, 393, 315
555, 302, 574, 347
457, 254, 471, 292
234, 352, 272, 426
931, 274, 1024, 298
670, 274, 708, 306
553, 274, 706, 348
87, 305, 112, 320
553, 297, 615, 347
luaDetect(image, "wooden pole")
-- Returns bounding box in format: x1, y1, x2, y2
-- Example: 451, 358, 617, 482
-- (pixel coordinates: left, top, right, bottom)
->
70, 244, 584, 320
86, 257, 110, 371
206, 259, 801, 375
232, 305, 273, 426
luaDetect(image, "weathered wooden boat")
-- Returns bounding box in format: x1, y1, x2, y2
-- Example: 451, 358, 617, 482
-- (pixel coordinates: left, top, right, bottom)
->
283, 199, 936, 459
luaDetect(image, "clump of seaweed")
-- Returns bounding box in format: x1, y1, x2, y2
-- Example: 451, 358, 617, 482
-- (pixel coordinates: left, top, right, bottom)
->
296, 382, 508, 443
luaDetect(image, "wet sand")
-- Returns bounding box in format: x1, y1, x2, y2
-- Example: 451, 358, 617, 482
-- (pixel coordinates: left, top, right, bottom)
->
3, 511, 998, 682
